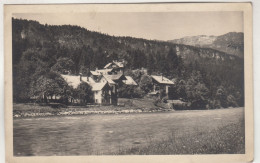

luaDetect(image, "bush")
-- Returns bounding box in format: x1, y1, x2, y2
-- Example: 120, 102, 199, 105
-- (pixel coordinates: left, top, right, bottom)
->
208, 100, 221, 109
227, 95, 238, 107
118, 85, 145, 98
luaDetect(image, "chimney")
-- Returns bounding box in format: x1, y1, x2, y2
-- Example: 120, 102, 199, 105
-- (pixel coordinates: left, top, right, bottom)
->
79, 73, 82, 81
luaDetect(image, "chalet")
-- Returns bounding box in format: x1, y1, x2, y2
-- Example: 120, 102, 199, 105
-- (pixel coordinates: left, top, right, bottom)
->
150, 75, 175, 99
92, 82, 115, 105
104, 60, 125, 73
61, 74, 117, 105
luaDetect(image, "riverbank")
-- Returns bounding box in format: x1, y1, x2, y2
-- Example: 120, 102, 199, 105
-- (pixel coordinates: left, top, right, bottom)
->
13, 107, 244, 155
13, 98, 172, 118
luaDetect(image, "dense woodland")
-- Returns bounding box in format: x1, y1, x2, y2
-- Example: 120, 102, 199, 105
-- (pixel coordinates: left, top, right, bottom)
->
12, 18, 244, 109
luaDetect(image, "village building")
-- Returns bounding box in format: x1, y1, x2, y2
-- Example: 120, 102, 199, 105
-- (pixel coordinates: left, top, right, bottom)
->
150, 75, 175, 99
60, 60, 137, 105
104, 60, 125, 73
61, 74, 117, 105
92, 82, 114, 105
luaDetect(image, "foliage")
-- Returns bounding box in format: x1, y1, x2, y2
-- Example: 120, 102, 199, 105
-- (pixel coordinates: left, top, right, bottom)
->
29, 72, 71, 103
51, 57, 75, 74
118, 85, 145, 98
12, 18, 244, 109
183, 71, 209, 109
139, 75, 153, 94
75, 82, 94, 104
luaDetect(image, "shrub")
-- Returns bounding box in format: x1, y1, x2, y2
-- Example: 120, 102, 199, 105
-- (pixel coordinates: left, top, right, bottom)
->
227, 95, 238, 107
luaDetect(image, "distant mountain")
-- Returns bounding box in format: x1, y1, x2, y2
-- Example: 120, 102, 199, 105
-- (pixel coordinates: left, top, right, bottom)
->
169, 32, 244, 57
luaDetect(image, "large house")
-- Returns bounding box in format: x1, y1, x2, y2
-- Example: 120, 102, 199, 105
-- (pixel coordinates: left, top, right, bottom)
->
61, 74, 117, 105
61, 60, 138, 105
150, 75, 175, 99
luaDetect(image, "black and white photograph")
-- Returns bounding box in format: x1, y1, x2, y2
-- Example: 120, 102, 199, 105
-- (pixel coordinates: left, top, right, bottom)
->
4, 3, 253, 163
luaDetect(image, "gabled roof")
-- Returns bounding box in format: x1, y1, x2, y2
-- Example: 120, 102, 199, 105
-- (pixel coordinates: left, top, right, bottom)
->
100, 76, 116, 84
151, 75, 174, 85
113, 61, 124, 68
123, 76, 138, 86
90, 71, 99, 76
104, 63, 113, 69
61, 75, 81, 89
90, 69, 113, 76
92, 82, 108, 91
61, 74, 95, 89
81, 76, 96, 84
103, 74, 126, 81
104, 61, 124, 69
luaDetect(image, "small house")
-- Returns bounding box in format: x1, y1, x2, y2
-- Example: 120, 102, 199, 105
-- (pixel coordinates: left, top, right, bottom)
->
92, 82, 115, 105
150, 75, 175, 99
104, 60, 125, 73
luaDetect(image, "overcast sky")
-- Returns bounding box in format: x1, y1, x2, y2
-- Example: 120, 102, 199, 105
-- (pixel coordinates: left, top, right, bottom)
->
13, 12, 243, 41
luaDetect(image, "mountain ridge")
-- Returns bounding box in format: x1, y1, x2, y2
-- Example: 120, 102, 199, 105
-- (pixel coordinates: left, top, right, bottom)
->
168, 32, 244, 57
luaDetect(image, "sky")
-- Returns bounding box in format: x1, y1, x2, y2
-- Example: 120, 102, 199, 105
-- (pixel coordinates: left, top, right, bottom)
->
13, 12, 243, 41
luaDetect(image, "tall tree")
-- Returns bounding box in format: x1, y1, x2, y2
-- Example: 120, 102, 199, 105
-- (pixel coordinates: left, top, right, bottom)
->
76, 82, 93, 104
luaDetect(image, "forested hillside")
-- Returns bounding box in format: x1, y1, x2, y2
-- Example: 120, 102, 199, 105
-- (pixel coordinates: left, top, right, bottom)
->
12, 18, 244, 109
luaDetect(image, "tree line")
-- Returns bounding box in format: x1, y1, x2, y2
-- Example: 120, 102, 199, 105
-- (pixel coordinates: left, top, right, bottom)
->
12, 18, 244, 109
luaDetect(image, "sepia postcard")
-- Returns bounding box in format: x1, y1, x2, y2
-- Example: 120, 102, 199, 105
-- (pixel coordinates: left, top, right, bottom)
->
4, 3, 253, 163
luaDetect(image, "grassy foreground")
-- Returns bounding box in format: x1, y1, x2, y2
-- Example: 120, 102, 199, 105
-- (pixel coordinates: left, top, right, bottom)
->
13, 107, 244, 155
115, 118, 245, 155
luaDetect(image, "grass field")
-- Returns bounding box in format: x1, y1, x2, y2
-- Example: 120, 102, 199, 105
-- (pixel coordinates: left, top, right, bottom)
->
13, 107, 244, 155
116, 120, 244, 154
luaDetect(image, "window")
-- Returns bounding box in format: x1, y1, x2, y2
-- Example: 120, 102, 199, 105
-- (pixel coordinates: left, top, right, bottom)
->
95, 99, 98, 103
